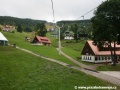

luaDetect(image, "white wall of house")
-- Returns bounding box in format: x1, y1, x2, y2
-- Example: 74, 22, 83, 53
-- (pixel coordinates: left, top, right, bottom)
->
31, 42, 43, 46
82, 55, 95, 63
82, 55, 112, 63
64, 36, 74, 40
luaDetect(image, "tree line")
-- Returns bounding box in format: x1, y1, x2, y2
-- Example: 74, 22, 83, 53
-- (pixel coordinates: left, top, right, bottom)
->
56, 19, 92, 41
0, 16, 46, 32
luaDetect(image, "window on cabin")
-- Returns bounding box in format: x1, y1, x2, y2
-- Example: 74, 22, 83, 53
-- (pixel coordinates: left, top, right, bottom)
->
105, 57, 107, 60
99, 57, 101, 60
102, 57, 104, 60
83, 56, 85, 59
95, 57, 97, 61
109, 58, 111, 60
90, 57, 91, 60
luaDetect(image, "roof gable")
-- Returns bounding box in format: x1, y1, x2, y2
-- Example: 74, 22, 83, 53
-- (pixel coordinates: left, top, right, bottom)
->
82, 40, 120, 56
81, 41, 95, 55
0, 32, 8, 41
36, 36, 51, 44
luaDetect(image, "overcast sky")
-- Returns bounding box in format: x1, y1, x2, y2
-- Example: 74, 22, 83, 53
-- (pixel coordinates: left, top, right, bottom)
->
0, 0, 106, 22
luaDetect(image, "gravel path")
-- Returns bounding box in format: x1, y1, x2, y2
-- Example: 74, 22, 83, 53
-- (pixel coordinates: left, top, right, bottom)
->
57, 48, 97, 70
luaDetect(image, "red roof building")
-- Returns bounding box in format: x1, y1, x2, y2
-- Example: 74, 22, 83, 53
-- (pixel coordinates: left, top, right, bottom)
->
81, 40, 120, 63
31, 36, 51, 46
2, 25, 15, 32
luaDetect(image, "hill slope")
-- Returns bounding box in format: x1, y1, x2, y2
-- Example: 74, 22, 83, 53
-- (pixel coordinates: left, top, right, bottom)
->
1, 46, 119, 90
0, 16, 46, 28
2, 31, 78, 66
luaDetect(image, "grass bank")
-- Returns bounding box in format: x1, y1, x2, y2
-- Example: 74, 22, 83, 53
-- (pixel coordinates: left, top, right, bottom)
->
0, 46, 119, 90
2, 31, 77, 66
61, 39, 94, 65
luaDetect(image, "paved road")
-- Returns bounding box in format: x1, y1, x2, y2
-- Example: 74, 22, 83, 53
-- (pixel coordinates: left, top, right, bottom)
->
16, 46, 120, 86
100, 71, 120, 80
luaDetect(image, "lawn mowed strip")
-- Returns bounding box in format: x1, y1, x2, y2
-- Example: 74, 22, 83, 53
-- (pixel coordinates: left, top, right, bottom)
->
0, 46, 119, 90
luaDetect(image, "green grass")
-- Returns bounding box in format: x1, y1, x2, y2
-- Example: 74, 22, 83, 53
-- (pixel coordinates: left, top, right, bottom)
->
61, 39, 85, 51
61, 39, 94, 65
44, 33, 93, 65
0, 46, 119, 90
61, 47, 81, 60
61, 39, 85, 60
97, 64, 120, 71
46, 32, 58, 47
2, 31, 77, 66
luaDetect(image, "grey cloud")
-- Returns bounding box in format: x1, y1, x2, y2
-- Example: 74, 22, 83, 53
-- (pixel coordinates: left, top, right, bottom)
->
0, 0, 106, 22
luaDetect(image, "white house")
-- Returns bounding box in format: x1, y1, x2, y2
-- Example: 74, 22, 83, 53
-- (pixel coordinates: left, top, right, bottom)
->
81, 40, 120, 63
0, 32, 8, 46
64, 31, 74, 40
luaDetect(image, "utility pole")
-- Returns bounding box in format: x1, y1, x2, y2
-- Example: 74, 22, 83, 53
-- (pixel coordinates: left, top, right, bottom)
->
56, 24, 63, 55
51, 0, 61, 55
58, 26, 61, 55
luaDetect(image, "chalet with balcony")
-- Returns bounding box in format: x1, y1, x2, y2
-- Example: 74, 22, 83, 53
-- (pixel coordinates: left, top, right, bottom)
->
81, 40, 120, 63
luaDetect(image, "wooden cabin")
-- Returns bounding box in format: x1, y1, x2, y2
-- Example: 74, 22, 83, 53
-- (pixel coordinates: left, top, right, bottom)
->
81, 40, 120, 63
31, 36, 51, 46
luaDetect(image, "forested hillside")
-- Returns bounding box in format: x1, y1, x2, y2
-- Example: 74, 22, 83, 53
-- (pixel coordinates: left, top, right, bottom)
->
0, 16, 47, 32
57, 19, 92, 39
57, 19, 90, 25
0, 16, 46, 26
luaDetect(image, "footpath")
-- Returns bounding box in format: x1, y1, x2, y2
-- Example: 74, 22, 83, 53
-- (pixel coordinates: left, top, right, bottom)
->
56, 48, 97, 70
16, 47, 120, 86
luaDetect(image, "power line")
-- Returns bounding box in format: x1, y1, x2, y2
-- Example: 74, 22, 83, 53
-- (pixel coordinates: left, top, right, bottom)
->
50, 0, 98, 21
76, 7, 97, 20
51, 0, 55, 22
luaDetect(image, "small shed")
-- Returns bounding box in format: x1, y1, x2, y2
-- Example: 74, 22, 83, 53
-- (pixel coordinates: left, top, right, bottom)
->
0, 32, 8, 46
31, 36, 51, 46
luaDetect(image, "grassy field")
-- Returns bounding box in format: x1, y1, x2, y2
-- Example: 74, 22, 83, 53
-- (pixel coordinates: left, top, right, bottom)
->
2, 31, 77, 66
0, 46, 119, 90
44, 33, 93, 66
3, 31, 120, 70
60, 39, 94, 65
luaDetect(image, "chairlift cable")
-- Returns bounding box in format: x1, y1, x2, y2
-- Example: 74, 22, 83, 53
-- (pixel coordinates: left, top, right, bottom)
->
51, 0, 55, 23
50, 0, 99, 23
76, 7, 97, 20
